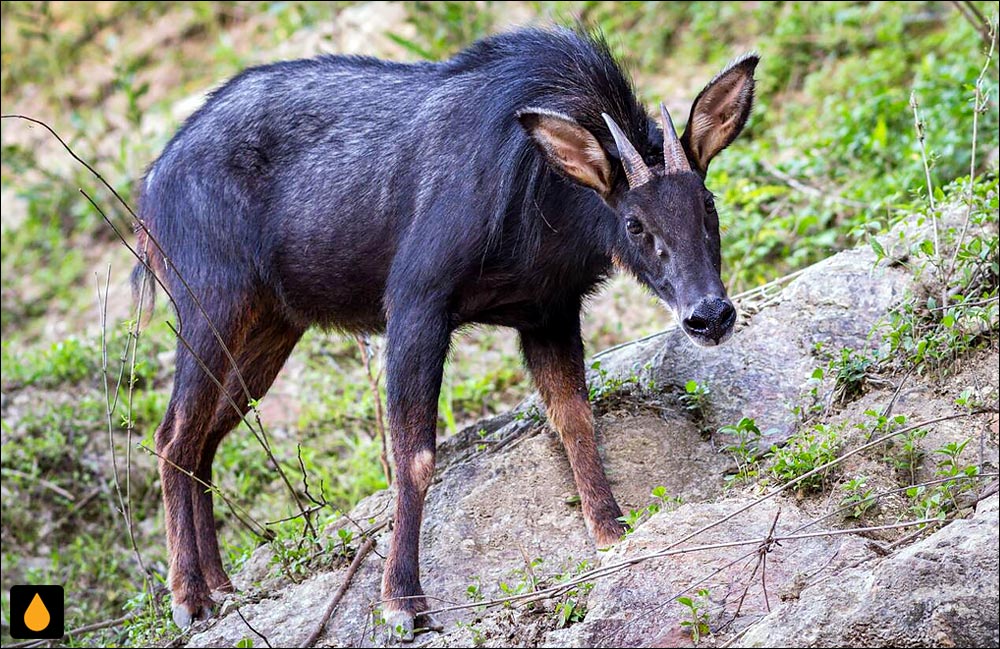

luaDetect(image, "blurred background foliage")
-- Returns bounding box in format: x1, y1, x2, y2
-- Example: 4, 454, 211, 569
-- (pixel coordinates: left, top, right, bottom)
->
1, 1, 997, 644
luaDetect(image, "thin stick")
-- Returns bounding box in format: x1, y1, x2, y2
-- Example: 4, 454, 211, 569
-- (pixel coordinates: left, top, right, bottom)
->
164, 320, 316, 540
139, 443, 269, 538
928, 296, 999, 311
0, 467, 76, 501
592, 265, 814, 360
96, 268, 152, 601
949, 0, 995, 45
88, 188, 317, 541
419, 517, 945, 618
793, 471, 997, 535
945, 22, 996, 286
419, 411, 995, 618
303, 536, 377, 647
909, 92, 946, 308
759, 159, 867, 208
880, 366, 915, 419
5, 114, 318, 537
355, 335, 393, 485
123, 236, 151, 586
236, 607, 273, 649
760, 509, 781, 613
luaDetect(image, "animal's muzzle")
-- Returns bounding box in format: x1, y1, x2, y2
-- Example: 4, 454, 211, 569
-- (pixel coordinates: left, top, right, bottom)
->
682, 297, 736, 346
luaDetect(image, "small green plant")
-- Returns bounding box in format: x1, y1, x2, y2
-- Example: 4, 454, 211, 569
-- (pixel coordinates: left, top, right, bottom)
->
455, 620, 487, 647
954, 388, 985, 410
857, 408, 908, 441
932, 438, 980, 508
680, 379, 712, 433
681, 379, 710, 412
618, 485, 681, 535
768, 424, 840, 490
881, 425, 927, 484
906, 437, 981, 520
555, 595, 588, 628
552, 558, 594, 627
465, 576, 484, 603
514, 403, 546, 425
677, 588, 712, 644
588, 360, 642, 403
799, 365, 828, 417
719, 417, 763, 486
336, 527, 354, 557
498, 557, 545, 600
839, 476, 876, 519
831, 347, 874, 404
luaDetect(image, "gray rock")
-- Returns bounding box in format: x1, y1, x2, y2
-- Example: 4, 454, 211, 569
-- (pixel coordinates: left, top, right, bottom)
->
737, 494, 1000, 648
544, 497, 875, 648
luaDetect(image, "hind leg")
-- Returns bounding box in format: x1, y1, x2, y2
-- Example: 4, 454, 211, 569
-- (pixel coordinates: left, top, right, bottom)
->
192, 316, 303, 593
157, 294, 251, 628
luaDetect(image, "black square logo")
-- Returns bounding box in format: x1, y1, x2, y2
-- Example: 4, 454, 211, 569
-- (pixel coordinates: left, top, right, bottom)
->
9, 585, 64, 639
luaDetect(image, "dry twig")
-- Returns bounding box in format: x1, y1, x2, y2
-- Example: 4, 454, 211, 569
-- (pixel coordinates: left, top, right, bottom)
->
1, 114, 318, 539
303, 536, 377, 647
355, 335, 393, 486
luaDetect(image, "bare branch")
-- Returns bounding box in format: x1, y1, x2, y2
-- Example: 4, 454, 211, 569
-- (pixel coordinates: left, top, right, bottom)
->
236, 607, 273, 649
355, 335, 393, 486
909, 92, 946, 308
303, 536, 377, 647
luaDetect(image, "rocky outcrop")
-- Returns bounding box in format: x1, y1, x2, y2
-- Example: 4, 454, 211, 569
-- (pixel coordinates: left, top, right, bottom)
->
738, 494, 999, 648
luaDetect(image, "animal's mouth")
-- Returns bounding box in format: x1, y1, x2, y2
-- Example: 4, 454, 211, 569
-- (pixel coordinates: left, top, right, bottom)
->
682, 325, 735, 348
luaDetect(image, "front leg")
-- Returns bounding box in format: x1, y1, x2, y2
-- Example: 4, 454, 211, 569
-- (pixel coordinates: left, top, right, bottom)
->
520, 317, 625, 546
381, 306, 451, 640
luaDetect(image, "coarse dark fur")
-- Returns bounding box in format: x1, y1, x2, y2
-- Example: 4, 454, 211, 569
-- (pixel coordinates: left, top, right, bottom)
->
135, 26, 757, 635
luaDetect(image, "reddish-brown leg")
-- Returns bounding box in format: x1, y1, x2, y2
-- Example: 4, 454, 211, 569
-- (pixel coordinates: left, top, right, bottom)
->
157, 295, 249, 628
381, 307, 451, 640
521, 316, 625, 546
192, 315, 303, 593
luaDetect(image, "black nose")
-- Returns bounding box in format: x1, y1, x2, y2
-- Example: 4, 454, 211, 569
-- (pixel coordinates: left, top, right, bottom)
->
683, 297, 736, 342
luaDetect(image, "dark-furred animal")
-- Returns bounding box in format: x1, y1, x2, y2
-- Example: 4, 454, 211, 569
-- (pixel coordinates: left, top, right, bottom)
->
134, 26, 758, 639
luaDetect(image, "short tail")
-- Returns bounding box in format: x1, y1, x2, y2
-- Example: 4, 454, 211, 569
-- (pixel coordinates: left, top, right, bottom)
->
130, 230, 157, 329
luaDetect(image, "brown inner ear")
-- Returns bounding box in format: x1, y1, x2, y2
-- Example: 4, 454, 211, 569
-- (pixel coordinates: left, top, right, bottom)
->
684, 58, 756, 174
689, 111, 733, 167
530, 115, 612, 195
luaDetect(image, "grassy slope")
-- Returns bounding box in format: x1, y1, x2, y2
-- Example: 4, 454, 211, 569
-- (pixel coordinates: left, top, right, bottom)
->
0, 1, 997, 645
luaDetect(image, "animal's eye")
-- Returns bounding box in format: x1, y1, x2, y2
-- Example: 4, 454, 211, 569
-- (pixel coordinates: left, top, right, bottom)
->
626, 218, 643, 235
705, 195, 717, 212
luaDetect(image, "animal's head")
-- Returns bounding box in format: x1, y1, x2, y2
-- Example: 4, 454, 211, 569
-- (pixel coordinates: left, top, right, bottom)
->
519, 54, 758, 347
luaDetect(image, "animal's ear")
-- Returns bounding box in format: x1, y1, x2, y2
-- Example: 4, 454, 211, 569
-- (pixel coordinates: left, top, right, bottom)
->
518, 108, 612, 196
681, 53, 759, 175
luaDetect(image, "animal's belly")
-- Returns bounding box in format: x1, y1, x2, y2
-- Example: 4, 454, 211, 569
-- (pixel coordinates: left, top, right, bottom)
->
272, 243, 390, 331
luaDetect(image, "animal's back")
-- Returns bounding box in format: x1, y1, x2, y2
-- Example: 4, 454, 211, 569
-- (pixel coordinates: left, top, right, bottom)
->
138, 28, 650, 331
